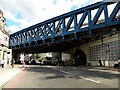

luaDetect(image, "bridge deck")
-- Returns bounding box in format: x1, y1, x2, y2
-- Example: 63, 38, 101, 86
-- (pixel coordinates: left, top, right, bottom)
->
10, 1, 120, 53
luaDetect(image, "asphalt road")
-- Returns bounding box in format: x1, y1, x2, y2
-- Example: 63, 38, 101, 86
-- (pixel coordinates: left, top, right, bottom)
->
2, 65, 119, 89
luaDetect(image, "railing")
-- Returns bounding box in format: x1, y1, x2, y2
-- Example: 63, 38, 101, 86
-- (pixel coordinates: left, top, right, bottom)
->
10, 1, 120, 49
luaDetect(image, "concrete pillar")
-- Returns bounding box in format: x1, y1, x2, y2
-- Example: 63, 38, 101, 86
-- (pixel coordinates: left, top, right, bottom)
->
12, 51, 20, 63
70, 49, 74, 65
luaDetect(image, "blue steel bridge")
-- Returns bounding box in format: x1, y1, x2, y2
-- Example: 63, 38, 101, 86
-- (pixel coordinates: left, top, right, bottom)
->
10, 1, 120, 54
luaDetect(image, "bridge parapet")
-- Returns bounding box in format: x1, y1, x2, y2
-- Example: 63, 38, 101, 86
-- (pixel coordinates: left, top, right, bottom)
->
10, 1, 120, 52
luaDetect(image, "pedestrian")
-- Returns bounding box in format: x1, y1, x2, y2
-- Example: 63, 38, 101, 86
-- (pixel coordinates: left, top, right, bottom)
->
21, 60, 25, 67
1, 59, 5, 68
11, 59, 15, 68
99, 60, 102, 67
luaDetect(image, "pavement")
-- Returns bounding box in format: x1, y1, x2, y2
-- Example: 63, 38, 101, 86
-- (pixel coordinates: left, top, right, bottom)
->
0, 64, 26, 89
81, 66, 119, 71
57, 65, 119, 75
0, 64, 119, 89
77, 66, 119, 74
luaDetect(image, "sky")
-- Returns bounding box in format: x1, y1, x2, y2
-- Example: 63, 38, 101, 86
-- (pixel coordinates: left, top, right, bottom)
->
0, 0, 111, 34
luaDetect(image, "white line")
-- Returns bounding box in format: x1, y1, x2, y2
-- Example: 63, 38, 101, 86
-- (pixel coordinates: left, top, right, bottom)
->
56, 69, 100, 84
59, 70, 72, 75
79, 76, 100, 83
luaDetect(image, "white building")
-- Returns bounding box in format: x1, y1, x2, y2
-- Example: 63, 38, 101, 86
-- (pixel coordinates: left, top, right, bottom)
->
0, 9, 12, 66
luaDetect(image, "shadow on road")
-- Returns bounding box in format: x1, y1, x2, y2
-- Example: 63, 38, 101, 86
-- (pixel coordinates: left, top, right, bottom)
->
25, 65, 119, 81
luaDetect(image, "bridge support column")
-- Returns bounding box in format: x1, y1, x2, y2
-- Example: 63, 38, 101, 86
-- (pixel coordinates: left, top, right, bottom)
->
61, 49, 76, 65
12, 51, 20, 64
70, 49, 74, 65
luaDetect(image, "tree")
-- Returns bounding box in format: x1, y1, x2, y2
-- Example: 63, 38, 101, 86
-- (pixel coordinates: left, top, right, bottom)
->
37, 53, 46, 62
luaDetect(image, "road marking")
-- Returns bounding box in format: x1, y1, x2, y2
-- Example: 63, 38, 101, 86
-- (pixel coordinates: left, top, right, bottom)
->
53, 68, 100, 84
59, 70, 72, 75
79, 76, 100, 83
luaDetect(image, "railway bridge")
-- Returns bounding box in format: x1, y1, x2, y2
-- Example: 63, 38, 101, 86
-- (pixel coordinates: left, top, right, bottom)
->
10, 1, 120, 66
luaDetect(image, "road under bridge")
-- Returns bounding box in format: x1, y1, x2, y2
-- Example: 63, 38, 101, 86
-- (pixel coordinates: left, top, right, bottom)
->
10, 1, 120, 67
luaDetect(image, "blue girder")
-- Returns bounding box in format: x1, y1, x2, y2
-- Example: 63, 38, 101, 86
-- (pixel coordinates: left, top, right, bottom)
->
10, 1, 120, 52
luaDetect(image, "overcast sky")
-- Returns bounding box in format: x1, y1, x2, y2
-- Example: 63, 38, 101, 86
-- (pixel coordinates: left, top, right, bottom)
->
0, 0, 109, 34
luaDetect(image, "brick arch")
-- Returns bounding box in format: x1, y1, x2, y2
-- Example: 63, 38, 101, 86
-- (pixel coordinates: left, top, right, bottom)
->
73, 49, 87, 65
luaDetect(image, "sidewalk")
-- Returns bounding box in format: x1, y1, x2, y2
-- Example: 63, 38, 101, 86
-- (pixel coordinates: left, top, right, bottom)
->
59, 65, 119, 74
0, 64, 25, 89
92, 66, 119, 71
74, 65, 119, 74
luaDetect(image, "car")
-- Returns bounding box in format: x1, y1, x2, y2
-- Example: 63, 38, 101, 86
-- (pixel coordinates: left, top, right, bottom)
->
43, 57, 52, 65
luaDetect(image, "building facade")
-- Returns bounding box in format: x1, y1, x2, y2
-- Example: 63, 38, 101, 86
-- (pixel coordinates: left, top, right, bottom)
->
61, 29, 119, 67
0, 9, 12, 65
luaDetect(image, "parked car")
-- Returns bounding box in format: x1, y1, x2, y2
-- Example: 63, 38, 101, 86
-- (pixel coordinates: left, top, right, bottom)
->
43, 57, 52, 65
